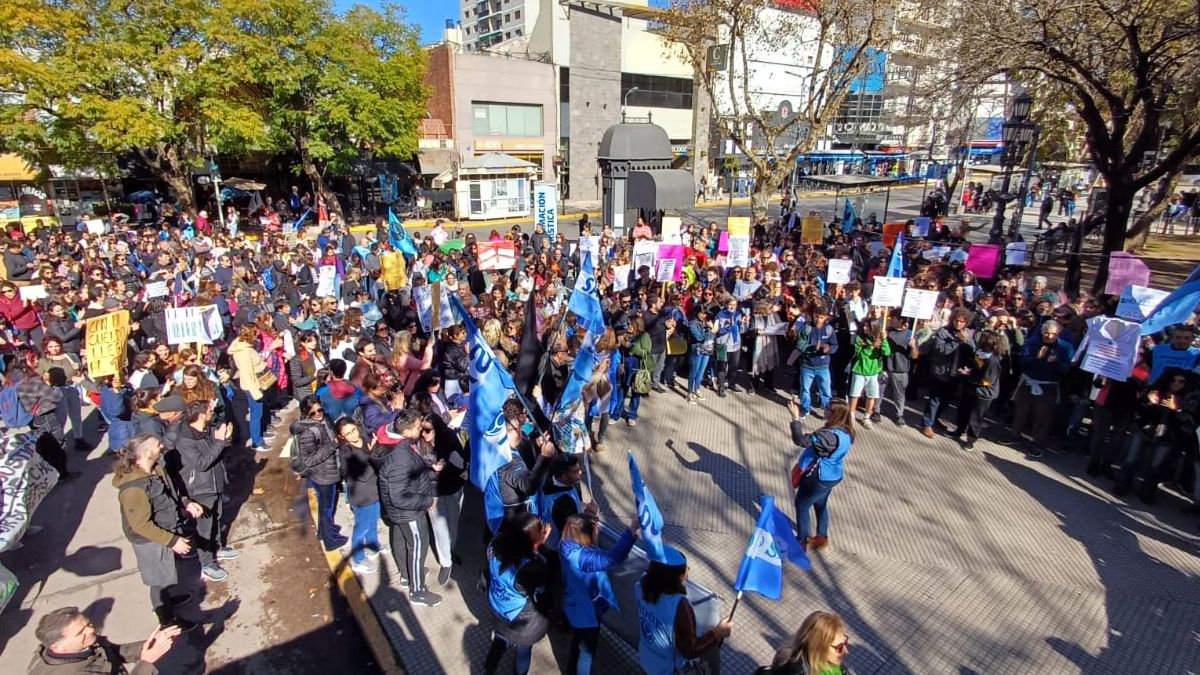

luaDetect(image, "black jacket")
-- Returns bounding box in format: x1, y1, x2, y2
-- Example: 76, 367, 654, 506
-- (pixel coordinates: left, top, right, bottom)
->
288, 350, 319, 400
290, 418, 342, 485
339, 431, 380, 508
174, 422, 230, 496
370, 435, 436, 523
439, 341, 469, 390
45, 315, 84, 354
497, 453, 551, 526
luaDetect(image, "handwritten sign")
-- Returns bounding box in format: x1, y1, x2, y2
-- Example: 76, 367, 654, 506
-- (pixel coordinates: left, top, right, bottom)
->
413, 282, 459, 333
0, 432, 58, 554
1079, 317, 1140, 381
900, 288, 939, 320
166, 306, 213, 345
18, 285, 47, 302
380, 251, 407, 290
801, 215, 824, 244
662, 216, 683, 244
1005, 242, 1028, 266
85, 310, 130, 378
656, 244, 686, 282
727, 216, 750, 237
655, 258, 677, 283
144, 281, 169, 298
827, 259, 853, 285
611, 264, 631, 292
727, 235, 751, 268
478, 241, 518, 270
316, 265, 337, 297
871, 277, 906, 308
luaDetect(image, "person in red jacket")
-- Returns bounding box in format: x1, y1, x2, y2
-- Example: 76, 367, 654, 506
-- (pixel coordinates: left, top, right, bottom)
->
0, 281, 42, 345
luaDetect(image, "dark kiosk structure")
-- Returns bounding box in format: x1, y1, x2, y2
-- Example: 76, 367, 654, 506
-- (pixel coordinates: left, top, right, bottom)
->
598, 122, 694, 233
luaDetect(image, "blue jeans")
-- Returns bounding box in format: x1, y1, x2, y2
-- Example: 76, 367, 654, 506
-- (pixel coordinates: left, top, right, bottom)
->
350, 500, 381, 563
570, 626, 600, 675
309, 480, 345, 549
794, 477, 841, 539
798, 366, 832, 413
246, 393, 264, 447
688, 353, 711, 394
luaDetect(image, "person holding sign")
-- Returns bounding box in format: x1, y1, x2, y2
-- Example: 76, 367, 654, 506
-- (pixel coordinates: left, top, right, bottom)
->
847, 318, 891, 428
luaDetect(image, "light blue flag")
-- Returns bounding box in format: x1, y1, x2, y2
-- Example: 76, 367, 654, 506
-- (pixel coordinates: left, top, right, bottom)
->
292, 207, 311, 230
567, 252, 606, 335
887, 232, 905, 278
733, 495, 812, 600
387, 209, 418, 256
629, 452, 667, 562
451, 294, 517, 532
1139, 278, 1200, 336
552, 331, 599, 453
841, 198, 857, 233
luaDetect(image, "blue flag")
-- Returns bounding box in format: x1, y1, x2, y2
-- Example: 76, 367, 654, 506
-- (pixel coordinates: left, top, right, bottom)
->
841, 198, 857, 233
451, 294, 518, 531
567, 252, 606, 335
733, 495, 812, 600
629, 452, 666, 562
388, 209, 418, 256
552, 331, 599, 453
292, 207, 311, 230
1139, 277, 1200, 336
887, 232, 905, 278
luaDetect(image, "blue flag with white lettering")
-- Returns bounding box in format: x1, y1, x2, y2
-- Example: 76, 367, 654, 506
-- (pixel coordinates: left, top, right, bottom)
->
841, 198, 857, 233
451, 294, 517, 532
887, 232, 905, 278
628, 452, 666, 562
567, 252, 606, 335
388, 208, 418, 256
733, 495, 811, 600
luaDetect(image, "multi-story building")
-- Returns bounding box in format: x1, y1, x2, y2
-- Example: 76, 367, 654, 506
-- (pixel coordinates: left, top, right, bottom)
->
459, 0, 538, 53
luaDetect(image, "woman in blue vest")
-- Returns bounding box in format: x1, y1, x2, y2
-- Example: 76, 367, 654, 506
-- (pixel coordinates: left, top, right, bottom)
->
482, 512, 552, 675
789, 398, 854, 552
559, 512, 638, 674
636, 547, 732, 675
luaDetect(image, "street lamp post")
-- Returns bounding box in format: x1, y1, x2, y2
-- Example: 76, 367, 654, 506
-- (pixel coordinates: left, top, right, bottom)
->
988, 91, 1033, 244
622, 87, 640, 122
1008, 124, 1040, 238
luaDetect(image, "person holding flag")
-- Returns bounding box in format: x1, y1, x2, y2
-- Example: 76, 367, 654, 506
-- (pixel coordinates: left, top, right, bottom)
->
788, 398, 854, 551
559, 511, 639, 674
387, 208, 418, 256
636, 546, 732, 675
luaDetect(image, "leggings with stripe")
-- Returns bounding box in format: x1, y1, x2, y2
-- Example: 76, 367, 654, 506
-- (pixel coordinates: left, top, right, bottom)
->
389, 516, 431, 593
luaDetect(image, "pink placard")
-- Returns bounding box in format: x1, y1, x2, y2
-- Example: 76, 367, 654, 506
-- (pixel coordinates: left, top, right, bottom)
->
656, 244, 687, 282
964, 243, 1000, 279
718, 231, 729, 253
1104, 252, 1151, 295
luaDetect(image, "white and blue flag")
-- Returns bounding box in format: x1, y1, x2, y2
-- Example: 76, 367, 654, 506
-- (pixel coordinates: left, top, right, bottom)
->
733, 495, 812, 600
629, 452, 667, 562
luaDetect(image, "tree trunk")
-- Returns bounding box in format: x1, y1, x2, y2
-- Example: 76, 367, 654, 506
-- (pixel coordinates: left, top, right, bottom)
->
1126, 177, 1174, 253
139, 144, 196, 214
749, 165, 783, 222
162, 171, 196, 215
1092, 182, 1135, 296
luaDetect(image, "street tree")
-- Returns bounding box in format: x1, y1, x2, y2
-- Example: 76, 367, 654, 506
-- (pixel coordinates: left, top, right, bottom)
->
658, 0, 900, 222
217, 0, 427, 220
0, 0, 264, 214
951, 0, 1200, 294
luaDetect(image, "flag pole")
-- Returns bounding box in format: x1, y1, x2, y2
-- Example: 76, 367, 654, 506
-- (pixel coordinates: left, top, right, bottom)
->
727, 591, 743, 622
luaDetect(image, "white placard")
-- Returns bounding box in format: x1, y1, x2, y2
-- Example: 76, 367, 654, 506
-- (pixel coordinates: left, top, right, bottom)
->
144, 281, 169, 298
727, 235, 751, 268
85, 219, 105, 234
1079, 317, 1140, 381
900, 288, 939, 320
827, 259, 853, 285
612, 264, 631, 292
633, 239, 658, 274
316, 265, 337, 298
655, 258, 677, 283
1005, 242, 1028, 266
18, 285, 47, 302
871, 277, 906, 308
1115, 284, 1170, 322
578, 236, 600, 260
0, 433, 58, 553
913, 217, 931, 238
166, 306, 215, 345
661, 216, 683, 245
534, 182, 558, 240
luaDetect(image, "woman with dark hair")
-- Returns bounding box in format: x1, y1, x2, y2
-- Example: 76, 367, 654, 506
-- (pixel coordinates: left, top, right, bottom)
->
482, 512, 553, 675
636, 547, 732, 674
37, 335, 89, 451
952, 330, 1003, 450
1114, 367, 1199, 503
175, 400, 237, 582
788, 397, 854, 551
290, 395, 347, 552
559, 512, 638, 674
411, 395, 467, 586
288, 331, 323, 401
437, 324, 470, 397
335, 417, 382, 574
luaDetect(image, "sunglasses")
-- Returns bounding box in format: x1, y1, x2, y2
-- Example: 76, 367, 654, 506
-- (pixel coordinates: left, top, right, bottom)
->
833, 638, 850, 654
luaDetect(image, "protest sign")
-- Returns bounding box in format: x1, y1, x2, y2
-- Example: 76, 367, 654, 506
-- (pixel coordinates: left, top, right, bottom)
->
379, 251, 407, 290
611, 264, 631, 292
413, 282, 460, 333
871, 277, 906, 307
578, 236, 600, 261
1079, 316, 1140, 381
1115, 284, 1170, 321
633, 239, 658, 273
478, 241, 517, 270
655, 258, 677, 283
868, 241, 884, 256
882, 222, 905, 248
913, 216, 931, 238
144, 281, 169, 298
18, 285, 47, 302
1005, 242, 1028, 266
727, 235, 751, 268
733, 280, 762, 301
316, 265, 337, 297
0, 432, 58, 554
964, 244, 1000, 278
801, 215, 824, 244
85, 219, 105, 235
727, 216, 750, 237
718, 231, 729, 253
439, 239, 466, 253
827, 259, 853, 285
535, 182, 558, 239
85, 310, 130, 378
901, 288, 939, 320
1105, 252, 1151, 296
166, 306, 217, 345
662, 216, 683, 244
656, 244, 686, 282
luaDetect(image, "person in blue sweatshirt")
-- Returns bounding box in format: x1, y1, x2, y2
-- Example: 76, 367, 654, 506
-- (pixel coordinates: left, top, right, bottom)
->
559, 512, 638, 674
791, 305, 838, 418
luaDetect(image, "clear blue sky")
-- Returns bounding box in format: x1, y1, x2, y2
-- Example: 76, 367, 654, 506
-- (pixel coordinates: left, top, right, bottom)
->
335, 0, 460, 43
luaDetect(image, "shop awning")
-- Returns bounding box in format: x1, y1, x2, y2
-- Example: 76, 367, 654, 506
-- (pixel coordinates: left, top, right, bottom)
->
628, 169, 695, 210
0, 154, 37, 181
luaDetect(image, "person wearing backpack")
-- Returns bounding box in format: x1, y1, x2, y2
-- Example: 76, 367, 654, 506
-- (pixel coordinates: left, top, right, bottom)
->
290, 395, 347, 552
621, 316, 653, 425
788, 398, 854, 552
11, 359, 73, 481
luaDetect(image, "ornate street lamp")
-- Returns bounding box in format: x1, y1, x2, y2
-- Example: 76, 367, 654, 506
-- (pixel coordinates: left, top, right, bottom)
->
988, 91, 1033, 243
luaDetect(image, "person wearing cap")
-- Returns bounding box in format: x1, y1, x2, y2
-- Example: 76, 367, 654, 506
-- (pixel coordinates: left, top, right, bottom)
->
788, 397, 854, 551
636, 546, 732, 675
290, 395, 348, 553
371, 408, 445, 608
482, 512, 553, 675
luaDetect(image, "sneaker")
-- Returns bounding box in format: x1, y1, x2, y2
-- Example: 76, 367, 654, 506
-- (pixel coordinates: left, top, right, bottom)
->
409, 590, 443, 607
365, 547, 382, 560
593, 443, 607, 453
859, 416, 872, 429
651, 384, 666, 393
437, 566, 452, 587
810, 535, 829, 551
921, 426, 936, 439
1029, 446, 1045, 459
717, 389, 727, 398
626, 419, 637, 427
688, 395, 698, 406
694, 392, 706, 402
869, 412, 882, 424
201, 564, 229, 582
963, 438, 976, 452
253, 445, 271, 453
216, 546, 241, 561
350, 558, 379, 574
399, 577, 410, 588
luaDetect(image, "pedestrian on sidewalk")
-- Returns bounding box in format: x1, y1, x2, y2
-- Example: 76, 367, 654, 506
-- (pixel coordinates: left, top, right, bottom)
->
28, 607, 181, 675
114, 433, 201, 632
755, 610, 851, 675
789, 398, 854, 552
559, 512, 638, 675
175, 401, 239, 582
951, 330, 1003, 451
483, 512, 553, 675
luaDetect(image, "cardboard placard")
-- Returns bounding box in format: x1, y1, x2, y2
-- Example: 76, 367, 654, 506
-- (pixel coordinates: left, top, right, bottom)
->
612, 264, 631, 292
726, 216, 750, 237
85, 310, 130, 378
144, 281, 169, 298
964, 244, 1000, 279
661, 216, 683, 244
801, 215, 825, 244
900, 288, 939, 320
1105, 252, 1151, 296
316, 265, 337, 297
18, 285, 47, 302
727, 235, 751, 268
478, 241, 517, 270
655, 258, 677, 283
656, 244, 686, 282
1115, 284, 1170, 322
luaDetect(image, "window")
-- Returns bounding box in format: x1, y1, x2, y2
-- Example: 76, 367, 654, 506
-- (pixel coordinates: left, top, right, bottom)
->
515, 28, 522, 35
469, 182, 483, 215
505, 32, 510, 38
465, 9, 470, 17
515, 10, 521, 18
559, 67, 570, 103
504, 13, 510, 21
619, 73, 693, 110
472, 103, 543, 136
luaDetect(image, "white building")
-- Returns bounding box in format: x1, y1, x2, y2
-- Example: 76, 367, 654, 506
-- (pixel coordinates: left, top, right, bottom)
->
459, 0, 538, 52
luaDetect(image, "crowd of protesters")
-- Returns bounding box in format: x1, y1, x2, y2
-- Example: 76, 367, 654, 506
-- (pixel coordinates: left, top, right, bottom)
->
4, 187, 1198, 674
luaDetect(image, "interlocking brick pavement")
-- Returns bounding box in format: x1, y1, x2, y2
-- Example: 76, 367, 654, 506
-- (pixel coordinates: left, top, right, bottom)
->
348, 377, 1200, 674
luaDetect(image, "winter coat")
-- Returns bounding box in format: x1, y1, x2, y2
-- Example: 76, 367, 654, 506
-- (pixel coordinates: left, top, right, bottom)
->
370, 430, 436, 523
174, 423, 229, 497
290, 418, 342, 485
27, 638, 156, 675
228, 338, 267, 401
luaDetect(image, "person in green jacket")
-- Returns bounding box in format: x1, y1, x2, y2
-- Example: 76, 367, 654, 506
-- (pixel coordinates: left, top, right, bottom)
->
848, 317, 891, 428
